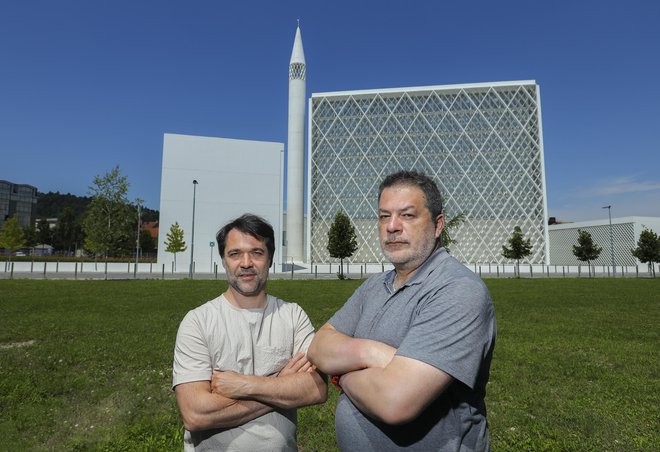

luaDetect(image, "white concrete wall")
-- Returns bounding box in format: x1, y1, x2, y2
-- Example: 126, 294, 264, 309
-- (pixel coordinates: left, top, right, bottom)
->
157, 134, 284, 273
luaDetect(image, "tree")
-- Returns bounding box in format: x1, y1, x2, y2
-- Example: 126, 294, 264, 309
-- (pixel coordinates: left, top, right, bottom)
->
440, 212, 465, 250
165, 222, 187, 270
36, 217, 53, 245
82, 166, 135, 258
0, 216, 26, 260
631, 227, 660, 277
501, 226, 533, 277
22, 225, 37, 248
327, 210, 358, 279
52, 207, 83, 254
572, 229, 602, 278
139, 230, 156, 255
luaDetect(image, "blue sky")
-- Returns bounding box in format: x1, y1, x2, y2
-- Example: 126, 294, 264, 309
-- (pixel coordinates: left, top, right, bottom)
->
1, 1, 658, 222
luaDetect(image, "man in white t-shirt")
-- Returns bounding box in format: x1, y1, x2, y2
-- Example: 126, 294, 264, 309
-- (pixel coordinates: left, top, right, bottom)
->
172, 214, 327, 451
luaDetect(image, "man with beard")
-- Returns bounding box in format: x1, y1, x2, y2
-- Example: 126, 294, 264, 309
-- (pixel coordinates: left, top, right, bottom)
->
172, 214, 327, 451
308, 171, 496, 451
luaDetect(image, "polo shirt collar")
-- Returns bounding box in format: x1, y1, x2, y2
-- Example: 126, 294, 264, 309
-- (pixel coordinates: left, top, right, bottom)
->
384, 247, 448, 293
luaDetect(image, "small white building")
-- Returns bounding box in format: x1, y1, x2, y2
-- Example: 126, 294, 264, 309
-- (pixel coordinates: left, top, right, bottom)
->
548, 217, 660, 266
157, 134, 285, 273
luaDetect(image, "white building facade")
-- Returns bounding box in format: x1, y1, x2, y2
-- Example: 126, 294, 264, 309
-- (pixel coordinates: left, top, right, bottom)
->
548, 217, 660, 266
308, 81, 549, 264
157, 134, 284, 273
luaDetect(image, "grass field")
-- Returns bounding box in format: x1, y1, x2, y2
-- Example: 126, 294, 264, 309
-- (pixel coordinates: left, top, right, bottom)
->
0, 279, 658, 451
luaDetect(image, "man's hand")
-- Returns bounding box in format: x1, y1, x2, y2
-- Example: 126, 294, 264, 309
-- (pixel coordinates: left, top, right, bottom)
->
211, 370, 250, 399
212, 353, 318, 399
278, 352, 314, 376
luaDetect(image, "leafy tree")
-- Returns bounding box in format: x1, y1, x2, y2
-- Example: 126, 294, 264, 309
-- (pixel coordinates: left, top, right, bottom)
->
327, 210, 358, 279
0, 216, 26, 259
165, 222, 187, 270
572, 229, 602, 278
52, 207, 83, 254
440, 212, 465, 250
631, 227, 660, 277
139, 230, 156, 255
36, 217, 53, 245
501, 226, 533, 277
82, 166, 135, 258
22, 225, 37, 248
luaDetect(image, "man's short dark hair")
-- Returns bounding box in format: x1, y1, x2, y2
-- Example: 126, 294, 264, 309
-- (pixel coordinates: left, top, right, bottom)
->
378, 170, 443, 219
216, 214, 275, 265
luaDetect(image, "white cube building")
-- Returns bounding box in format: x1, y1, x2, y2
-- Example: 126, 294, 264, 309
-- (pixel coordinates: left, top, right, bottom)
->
157, 133, 284, 273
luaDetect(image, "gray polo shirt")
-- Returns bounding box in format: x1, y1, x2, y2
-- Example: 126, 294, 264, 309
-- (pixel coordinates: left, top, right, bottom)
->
329, 248, 496, 451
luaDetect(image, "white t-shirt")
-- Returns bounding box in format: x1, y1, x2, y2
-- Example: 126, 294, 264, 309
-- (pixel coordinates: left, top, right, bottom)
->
173, 294, 315, 451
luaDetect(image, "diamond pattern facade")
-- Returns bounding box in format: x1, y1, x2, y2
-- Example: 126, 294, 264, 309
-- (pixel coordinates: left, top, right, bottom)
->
309, 81, 549, 264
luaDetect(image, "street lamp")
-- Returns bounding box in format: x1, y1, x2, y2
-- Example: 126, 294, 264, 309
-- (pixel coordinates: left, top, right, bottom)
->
602, 205, 615, 276
135, 199, 142, 277
190, 180, 198, 279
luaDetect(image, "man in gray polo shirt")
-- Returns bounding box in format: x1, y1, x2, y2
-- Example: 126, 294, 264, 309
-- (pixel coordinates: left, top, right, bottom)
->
308, 171, 496, 451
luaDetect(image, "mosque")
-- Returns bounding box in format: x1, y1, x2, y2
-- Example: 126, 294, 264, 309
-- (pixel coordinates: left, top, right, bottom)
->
157, 23, 550, 272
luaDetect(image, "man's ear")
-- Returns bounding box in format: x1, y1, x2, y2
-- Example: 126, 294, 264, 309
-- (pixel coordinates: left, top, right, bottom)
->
434, 214, 446, 239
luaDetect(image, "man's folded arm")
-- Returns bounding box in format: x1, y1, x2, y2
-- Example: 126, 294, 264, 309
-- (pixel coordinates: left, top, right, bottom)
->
174, 380, 273, 432
339, 355, 454, 426
307, 323, 396, 375
211, 353, 327, 409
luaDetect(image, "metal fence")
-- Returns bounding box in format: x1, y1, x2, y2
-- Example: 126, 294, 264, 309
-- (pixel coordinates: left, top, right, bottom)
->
2, 260, 658, 280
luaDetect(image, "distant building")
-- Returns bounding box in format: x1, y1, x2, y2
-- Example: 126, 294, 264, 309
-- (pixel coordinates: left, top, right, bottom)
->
549, 217, 660, 266
141, 220, 159, 239
308, 81, 549, 264
0, 180, 38, 229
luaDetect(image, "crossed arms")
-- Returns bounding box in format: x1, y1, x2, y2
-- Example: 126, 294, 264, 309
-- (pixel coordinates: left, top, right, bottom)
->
175, 353, 327, 432
307, 324, 453, 425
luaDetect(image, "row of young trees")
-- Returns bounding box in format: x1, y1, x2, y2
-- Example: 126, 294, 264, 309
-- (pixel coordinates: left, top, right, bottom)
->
324, 211, 660, 278
502, 226, 660, 277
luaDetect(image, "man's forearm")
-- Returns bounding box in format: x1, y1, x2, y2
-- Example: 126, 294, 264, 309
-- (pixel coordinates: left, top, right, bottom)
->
213, 370, 327, 409
307, 326, 396, 375
339, 356, 454, 426
175, 381, 273, 432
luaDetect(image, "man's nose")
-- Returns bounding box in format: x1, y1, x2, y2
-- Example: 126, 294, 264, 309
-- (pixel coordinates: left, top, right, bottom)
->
386, 215, 402, 232
239, 253, 253, 268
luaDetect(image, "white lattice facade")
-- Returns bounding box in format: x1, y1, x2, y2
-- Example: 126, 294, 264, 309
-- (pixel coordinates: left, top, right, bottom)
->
548, 217, 660, 266
308, 81, 549, 264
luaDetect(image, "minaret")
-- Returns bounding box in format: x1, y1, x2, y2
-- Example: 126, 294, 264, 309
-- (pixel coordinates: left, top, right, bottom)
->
286, 21, 306, 262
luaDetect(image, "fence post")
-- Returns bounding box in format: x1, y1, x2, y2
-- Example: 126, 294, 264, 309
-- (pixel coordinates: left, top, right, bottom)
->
56, 261, 59, 273
496, 266, 499, 277
10, 262, 14, 279
150, 262, 153, 274
162, 264, 165, 280
315, 265, 318, 278
74, 262, 78, 280
562, 266, 565, 278
43, 262, 47, 279
105, 261, 108, 280
31, 260, 34, 273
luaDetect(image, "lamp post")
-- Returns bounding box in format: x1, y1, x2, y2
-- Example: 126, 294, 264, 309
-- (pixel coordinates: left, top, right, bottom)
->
190, 180, 198, 279
135, 199, 142, 276
602, 205, 615, 276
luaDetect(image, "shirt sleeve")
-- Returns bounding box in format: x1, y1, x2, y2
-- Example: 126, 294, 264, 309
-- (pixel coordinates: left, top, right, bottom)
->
327, 280, 369, 337
172, 310, 212, 389
396, 276, 495, 389
292, 304, 316, 354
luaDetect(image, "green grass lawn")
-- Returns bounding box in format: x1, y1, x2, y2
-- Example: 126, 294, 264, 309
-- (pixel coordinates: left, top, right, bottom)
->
0, 279, 658, 451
